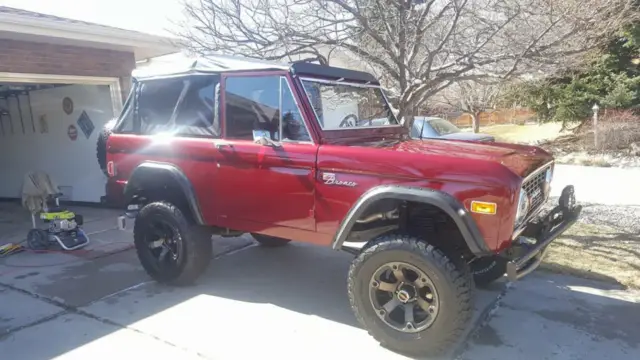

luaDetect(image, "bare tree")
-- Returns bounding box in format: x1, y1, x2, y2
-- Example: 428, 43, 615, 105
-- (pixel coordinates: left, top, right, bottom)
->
438, 81, 503, 133
175, 0, 638, 130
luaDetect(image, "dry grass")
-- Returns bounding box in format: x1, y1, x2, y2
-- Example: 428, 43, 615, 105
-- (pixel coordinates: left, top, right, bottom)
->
468, 123, 566, 144
542, 223, 640, 289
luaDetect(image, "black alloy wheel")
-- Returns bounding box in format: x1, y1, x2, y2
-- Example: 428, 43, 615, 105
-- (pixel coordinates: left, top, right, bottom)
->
142, 217, 183, 273
134, 201, 212, 286
369, 261, 440, 333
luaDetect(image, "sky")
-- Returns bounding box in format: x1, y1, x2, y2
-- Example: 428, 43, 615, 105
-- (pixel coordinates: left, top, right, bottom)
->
0, 0, 184, 36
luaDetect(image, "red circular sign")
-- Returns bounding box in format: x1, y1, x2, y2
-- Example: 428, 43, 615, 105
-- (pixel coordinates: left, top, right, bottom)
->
68, 125, 78, 141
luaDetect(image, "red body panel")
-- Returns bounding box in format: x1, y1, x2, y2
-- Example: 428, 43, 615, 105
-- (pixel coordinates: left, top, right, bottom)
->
107, 135, 222, 225
106, 71, 554, 253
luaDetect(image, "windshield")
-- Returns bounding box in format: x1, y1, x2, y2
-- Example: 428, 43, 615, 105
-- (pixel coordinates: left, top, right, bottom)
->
301, 78, 398, 130
428, 118, 460, 136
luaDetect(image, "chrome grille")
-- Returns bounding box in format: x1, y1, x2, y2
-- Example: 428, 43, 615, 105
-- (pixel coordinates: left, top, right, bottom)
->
522, 164, 551, 215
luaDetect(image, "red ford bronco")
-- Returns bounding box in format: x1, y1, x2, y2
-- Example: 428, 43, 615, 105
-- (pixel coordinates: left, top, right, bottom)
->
101, 55, 581, 357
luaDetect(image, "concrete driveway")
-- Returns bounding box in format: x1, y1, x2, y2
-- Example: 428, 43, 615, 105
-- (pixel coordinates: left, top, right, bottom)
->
1, 202, 639, 359
0, 202, 500, 360
463, 273, 640, 360
1, 239, 501, 360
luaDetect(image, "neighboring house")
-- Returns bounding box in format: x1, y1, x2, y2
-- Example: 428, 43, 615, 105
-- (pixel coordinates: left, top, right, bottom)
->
0, 6, 178, 203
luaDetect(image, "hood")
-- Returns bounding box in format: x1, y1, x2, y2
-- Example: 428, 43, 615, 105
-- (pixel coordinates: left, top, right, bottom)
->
440, 132, 495, 142
387, 138, 552, 179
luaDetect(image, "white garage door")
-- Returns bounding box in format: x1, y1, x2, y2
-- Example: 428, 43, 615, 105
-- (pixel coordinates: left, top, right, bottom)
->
0, 75, 122, 203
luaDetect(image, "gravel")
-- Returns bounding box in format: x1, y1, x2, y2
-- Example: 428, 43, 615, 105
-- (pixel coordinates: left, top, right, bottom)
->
576, 203, 640, 233
548, 196, 640, 233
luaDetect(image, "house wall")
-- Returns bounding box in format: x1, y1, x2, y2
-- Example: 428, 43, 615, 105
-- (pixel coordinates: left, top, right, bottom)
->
0, 84, 114, 202
0, 38, 136, 100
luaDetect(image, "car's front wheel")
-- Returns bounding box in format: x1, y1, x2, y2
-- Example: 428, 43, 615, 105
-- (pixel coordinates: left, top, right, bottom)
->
470, 256, 506, 287
348, 233, 473, 357
134, 201, 212, 286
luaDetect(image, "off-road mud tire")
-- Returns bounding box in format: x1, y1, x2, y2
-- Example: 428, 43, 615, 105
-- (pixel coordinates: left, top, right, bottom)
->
134, 201, 212, 286
470, 256, 506, 287
348, 234, 473, 357
96, 119, 117, 176
251, 233, 291, 247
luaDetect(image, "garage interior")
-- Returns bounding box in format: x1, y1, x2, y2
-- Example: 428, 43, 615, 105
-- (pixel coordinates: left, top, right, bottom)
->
0, 79, 119, 204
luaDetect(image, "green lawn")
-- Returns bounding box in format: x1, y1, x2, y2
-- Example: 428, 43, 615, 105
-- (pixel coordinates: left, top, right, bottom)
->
542, 223, 640, 289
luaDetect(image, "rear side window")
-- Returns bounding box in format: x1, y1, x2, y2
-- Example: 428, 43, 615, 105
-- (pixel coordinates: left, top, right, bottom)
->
138, 78, 184, 135
172, 75, 221, 137
116, 75, 221, 137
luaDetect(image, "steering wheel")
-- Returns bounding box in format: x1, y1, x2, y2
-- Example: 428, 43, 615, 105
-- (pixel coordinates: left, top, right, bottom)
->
339, 114, 359, 128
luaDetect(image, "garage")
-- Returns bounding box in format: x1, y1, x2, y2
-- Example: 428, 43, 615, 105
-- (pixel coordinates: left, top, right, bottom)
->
0, 6, 177, 204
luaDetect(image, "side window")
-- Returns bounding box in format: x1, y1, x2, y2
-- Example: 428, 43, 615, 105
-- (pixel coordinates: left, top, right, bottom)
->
134, 76, 220, 137
281, 78, 311, 142
173, 75, 220, 137
224, 76, 280, 140
114, 87, 137, 133
138, 78, 185, 135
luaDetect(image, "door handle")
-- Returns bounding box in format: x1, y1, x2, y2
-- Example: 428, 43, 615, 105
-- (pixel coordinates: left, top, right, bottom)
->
214, 141, 233, 150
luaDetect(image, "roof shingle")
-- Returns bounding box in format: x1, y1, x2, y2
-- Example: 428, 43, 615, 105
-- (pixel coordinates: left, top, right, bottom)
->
0, 6, 148, 35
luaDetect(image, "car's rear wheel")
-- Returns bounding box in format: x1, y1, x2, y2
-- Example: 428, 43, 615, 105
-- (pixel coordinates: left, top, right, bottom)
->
134, 201, 212, 286
348, 233, 473, 357
251, 233, 291, 247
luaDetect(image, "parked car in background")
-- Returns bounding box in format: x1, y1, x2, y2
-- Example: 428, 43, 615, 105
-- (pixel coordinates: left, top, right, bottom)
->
411, 116, 495, 142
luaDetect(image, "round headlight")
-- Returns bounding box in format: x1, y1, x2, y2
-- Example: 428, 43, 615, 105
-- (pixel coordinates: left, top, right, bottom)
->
515, 188, 530, 225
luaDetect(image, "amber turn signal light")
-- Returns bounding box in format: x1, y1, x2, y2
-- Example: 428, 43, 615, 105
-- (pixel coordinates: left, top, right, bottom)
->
470, 201, 497, 215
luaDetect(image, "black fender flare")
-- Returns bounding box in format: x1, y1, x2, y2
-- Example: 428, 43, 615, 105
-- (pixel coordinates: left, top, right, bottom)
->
331, 185, 491, 256
124, 161, 205, 225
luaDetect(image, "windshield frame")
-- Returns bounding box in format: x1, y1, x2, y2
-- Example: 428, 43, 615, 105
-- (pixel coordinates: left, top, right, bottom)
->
299, 77, 401, 131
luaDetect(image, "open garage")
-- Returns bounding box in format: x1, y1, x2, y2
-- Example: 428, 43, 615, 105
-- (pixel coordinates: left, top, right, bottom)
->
0, 6, 176, 203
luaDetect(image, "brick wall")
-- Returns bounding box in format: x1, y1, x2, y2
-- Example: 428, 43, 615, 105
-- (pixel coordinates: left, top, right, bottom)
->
0, 38, 135, 81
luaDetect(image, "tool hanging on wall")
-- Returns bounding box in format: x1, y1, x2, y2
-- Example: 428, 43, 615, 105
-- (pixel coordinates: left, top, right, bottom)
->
15, 93, 26, 135
7, 97, 14, 134
27, 91, 36, 133
1, 96, 15, 134
0, 106, 7, 136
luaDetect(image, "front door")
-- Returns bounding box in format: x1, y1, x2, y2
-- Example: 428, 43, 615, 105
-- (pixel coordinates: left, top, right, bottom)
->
215, 73, 317, 234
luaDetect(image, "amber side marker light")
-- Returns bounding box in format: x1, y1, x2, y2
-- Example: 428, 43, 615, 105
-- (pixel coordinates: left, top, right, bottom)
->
470, 201, 497, 215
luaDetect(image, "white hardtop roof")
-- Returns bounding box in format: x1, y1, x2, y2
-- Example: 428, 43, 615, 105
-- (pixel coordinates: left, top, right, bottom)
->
132, 54, 292, 80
